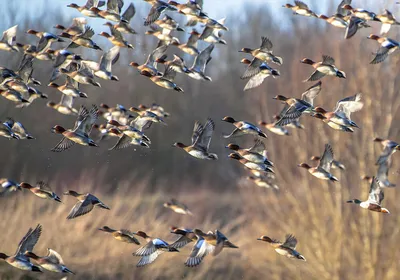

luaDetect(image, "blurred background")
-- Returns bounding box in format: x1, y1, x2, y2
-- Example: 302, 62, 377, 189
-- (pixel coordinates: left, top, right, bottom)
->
0, 0, 400, 279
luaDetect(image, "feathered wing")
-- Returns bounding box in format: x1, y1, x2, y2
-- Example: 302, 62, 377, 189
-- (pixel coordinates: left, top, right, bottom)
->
282, 234, 298, 249
51, 137, 76, 152
248, 139, 266, 155
193, 118, 215, 151
370, 46, 389, 64
368, 177, 384, 205
46, 249, 64, 265
318, 144, 334, 172
376, 145, 395, 165
260, 36, 273, 52
192, 43, 214, 73
15, 224, 42, 257
134, 241, 157, 256
191, 121, 204, 145
66, 196, 94, 219
305, 70, 326, 82
170, 235, 193, 249
334, 93, 363, 120
274, 106, 303, 127
100, 46, 120, 72
243, 73, 267, 91
109, 134, 134, 150
185, 237, 214, 267
322, 55, 335, 65
301, 81, 322, 105
136, 251, 163, 267
241, 58, 262, 79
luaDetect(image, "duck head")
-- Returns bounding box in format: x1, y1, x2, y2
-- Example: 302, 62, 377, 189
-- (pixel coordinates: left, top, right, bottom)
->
98, 226, 115, 233
221, 116, 236, 123
298, 163, 312, 169
346, 199, 362, 204
51, 125, 66, 134
19, 182, 34, 189
273, 95, 288, 101
228, 153, 242, 160
225, 143, 240, 151
173, 142, 187, 149
63, 190, 80, 196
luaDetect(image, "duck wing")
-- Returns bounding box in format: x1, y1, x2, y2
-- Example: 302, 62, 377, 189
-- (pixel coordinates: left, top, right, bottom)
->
368, 177, 384, 205
301, 81, 321, 106
15, 224, 42, 257
370, 46, 390, 64
334, 93, 363, 120
74, 105, 98, 135
344, 16, 360, 39
66, 195, 95, 219
337, 0, 352, 16
318, 144, 334, 172
122, 3, 136, 22
274, 105, 303, 127
248, 139, 266, 155
145, 45, 168, 67
282, 234, 298, 250
376, 145, 395, 165
376, 160, 394, 186
170, 235, 193, 249
1, 25, 17, 45
100, 46, 120, 72
191, 121, 204, 145
304, 70, 326, 82
162, 65, 177, 81
243, 73, 267, 91
136, 251, 163, 267
60, 94, 74, 108
144, 4, 166, 26
322, 55, 335, 65
240, 58, 262, 79
294, 1, 309, 9
191, 43, 214, 73
51, 137, 76, 152
109, 134, 132, 150
81, 25, 95, 39
185, 236, 214, 267
45, 249, 64, 265
259, 36, 273, 52
193, 118, 215, 152
134, 240, 157, 256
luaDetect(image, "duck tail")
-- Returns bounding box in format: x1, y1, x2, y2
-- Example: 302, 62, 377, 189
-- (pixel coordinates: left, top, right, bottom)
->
63, 267, 75, 274
272, 55, 283, 65
32, 265, 43, 272
258, 131, 268, 138
174, 86, 184, 93
330, 176, 338, 182
297, 254, 306, 261
98, 203, 110, 210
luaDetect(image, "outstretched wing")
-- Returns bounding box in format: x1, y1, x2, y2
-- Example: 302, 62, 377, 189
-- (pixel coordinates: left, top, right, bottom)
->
318, 144, 334, 172
282, 234, 298, 249
15, 224, 42, 256
193, 118, 215, 151
368, 177, 384, 205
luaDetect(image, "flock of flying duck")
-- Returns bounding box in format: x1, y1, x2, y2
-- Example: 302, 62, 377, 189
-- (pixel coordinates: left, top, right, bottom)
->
0, 0, 399, 276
